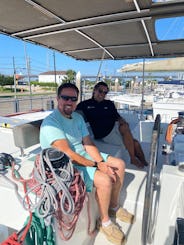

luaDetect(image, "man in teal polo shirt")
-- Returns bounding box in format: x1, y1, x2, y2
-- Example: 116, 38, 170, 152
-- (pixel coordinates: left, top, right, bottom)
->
40, 83, 134, 245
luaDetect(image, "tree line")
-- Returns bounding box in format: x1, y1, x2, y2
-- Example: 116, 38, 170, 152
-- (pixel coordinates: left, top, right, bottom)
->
0, 74, 14, 86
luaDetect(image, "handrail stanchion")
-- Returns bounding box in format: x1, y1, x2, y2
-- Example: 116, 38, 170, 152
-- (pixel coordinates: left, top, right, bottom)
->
141, 114, 161, 245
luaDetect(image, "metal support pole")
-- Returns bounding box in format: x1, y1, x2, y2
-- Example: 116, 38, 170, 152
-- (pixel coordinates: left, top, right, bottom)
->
96, 50, 105, 83
24, 42, 32, 110
53, 51, 57, 93
76, 71, 82, 102
141, 58, 145, 120
13, 56, 17, 99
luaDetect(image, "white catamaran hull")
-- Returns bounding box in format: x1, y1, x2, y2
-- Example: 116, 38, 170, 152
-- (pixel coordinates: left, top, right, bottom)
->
0, 110, 184, 245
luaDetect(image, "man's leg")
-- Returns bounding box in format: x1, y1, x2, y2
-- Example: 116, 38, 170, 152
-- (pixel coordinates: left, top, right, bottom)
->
106, 156, 125, 208
94, 156, 125, 213
94, 170, 125, 245
119, 122, 144, 168
134, 139, 148, 166
106, 156, 135, 224
94, 170, 112, 222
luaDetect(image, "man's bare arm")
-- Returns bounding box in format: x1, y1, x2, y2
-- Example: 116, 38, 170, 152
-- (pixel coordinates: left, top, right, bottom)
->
52, 138, 95, 167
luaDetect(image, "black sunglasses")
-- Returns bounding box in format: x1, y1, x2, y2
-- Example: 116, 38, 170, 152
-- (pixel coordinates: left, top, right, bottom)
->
59, 95, 78, 102
98, 89, 108, 95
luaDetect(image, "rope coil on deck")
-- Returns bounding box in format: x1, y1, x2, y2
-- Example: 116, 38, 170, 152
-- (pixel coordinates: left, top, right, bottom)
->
0, 149, 95, 242
22, 148, 87, 240
0, 153, 32, 245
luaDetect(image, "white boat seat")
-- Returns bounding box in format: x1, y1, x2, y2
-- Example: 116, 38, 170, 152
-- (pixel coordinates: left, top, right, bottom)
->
12, 119, 131, 161
86, 123, 129, 160
12, 120, 42, 156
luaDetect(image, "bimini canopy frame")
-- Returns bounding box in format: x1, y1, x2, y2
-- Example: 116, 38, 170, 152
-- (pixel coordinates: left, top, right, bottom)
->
0, 0, 184, 61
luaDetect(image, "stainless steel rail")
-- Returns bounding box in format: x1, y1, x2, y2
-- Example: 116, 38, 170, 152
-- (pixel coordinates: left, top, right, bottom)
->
0, 95, 56, 116
141, 114, 161, 245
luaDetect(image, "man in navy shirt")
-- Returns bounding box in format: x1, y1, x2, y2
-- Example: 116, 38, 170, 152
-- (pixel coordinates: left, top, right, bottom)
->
76, 81, 148, 168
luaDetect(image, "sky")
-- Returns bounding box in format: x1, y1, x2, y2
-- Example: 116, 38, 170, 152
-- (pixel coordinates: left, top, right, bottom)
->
0, 15, 184, 78
0, 34, 129, 78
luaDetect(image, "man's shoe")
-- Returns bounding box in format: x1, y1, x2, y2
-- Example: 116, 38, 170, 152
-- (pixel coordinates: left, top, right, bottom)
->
109, 207, 135, 224
99, 222, 126, 245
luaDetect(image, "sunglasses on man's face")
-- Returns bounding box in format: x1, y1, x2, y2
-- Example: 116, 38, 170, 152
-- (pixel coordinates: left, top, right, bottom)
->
98, 88, 108, 95
59, 95, 78, 102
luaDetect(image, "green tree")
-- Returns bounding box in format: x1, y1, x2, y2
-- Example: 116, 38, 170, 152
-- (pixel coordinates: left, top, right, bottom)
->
62, 69, 76, 83
0, 74, 14, 86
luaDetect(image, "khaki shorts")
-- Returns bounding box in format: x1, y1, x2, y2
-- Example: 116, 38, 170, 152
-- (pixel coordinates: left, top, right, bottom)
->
102, 122, 126, 150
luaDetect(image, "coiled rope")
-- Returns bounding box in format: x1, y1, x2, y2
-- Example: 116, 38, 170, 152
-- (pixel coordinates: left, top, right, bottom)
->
0, 149, 95, 242
26, 148, 87, 240
0, 153, 32, 245
24, 212, 55, 245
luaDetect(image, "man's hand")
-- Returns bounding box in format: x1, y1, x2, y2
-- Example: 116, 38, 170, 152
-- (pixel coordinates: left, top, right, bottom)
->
97, 161, 117, 183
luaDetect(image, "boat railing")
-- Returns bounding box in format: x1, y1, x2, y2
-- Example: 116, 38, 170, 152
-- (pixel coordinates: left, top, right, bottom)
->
0, 95, 56, 116
141, 114, 161, 245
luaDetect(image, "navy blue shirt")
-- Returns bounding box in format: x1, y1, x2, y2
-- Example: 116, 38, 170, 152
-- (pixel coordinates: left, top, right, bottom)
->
76, 98, 120, 139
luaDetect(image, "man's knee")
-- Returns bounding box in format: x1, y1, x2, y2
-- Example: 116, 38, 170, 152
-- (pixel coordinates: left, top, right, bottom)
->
94, 171, 112, 189
119, 122, 129, 132
117, 159, 126, 174
110, 157, 126, 175
107, 156, 125, 168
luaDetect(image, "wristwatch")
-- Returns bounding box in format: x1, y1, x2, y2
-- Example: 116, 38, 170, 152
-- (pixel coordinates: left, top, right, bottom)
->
93, 159, 104, 167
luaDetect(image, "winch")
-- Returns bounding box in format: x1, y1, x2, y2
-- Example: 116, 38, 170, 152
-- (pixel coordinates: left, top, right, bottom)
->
172, 112, 184, 171
0, 153, 15, 173
176, 111, 184, 134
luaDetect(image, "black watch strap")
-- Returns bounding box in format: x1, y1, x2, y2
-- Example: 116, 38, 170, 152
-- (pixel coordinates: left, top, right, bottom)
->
93, 159, 104, 167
